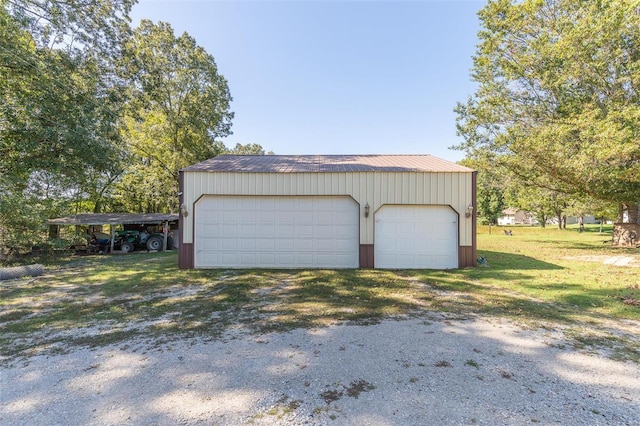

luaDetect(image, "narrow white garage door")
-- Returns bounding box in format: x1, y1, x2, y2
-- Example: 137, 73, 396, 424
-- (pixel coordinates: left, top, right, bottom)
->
375, 205, 458, 269
195, 196, 359, 268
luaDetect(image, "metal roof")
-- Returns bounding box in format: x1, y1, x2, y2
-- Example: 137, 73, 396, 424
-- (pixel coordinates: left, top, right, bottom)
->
48, 213, 178, 226
182, 155, 474, 173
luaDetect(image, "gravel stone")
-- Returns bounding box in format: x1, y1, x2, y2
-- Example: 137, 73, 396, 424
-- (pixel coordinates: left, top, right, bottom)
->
1, 315, 638, 425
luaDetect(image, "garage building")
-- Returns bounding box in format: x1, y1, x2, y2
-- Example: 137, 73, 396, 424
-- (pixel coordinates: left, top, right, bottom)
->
178, 155, 476, 269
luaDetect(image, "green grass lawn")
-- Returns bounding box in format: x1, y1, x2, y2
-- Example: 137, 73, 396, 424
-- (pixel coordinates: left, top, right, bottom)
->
427, 224, 640, 322
1, 224, 638, 363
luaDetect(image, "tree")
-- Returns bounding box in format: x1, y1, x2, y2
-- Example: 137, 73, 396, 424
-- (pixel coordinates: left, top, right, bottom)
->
230, 143, 270, 155
455, 0, 640, 219
2, 0, 134, 186
509, 186, 572, 229
1, 37, 121, 191
117, 20, 234, 212
460, 157, 506, 224
1, 1, 133, 256
4, 0, 134, 55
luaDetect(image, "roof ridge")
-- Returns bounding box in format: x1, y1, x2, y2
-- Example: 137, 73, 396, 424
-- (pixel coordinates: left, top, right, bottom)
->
182, 154, 474, 173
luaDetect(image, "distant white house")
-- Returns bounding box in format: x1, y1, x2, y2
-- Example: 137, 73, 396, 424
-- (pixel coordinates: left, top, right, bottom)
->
499, 208, 598, 226
497, 208, 535, 225
547, 215, 598, 225
567, 215, 597, 225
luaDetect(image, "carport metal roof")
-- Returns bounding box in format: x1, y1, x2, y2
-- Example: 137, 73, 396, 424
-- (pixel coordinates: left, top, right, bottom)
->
48, 213, 178, 226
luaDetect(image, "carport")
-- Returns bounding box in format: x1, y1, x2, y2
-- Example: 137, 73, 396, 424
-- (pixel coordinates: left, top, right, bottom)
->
48, 213, 179, 253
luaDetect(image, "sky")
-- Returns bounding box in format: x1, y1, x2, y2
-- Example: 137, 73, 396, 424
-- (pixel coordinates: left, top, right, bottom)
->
130, 0, 485, 162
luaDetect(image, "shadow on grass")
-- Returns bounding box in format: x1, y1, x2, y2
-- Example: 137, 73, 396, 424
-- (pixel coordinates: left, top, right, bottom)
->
475, 250, 564, 271
407, 274, 574, 323
534, 240, 618, 251
2, 252, 638, 363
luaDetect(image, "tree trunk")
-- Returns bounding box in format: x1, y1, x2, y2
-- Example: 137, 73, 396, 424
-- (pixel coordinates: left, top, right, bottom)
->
618, 204, 625, 222
628, 203, 639, 224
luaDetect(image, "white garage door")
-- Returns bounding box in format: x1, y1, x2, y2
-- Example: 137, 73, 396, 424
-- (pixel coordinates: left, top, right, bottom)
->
195, 196, 359, 268
375, 205, 458, 269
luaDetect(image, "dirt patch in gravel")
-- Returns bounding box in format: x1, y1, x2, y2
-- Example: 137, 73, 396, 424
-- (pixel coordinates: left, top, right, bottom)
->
1, 315, 639, 425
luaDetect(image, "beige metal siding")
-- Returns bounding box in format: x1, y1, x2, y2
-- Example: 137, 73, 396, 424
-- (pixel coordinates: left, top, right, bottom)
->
182, 171, 474, 247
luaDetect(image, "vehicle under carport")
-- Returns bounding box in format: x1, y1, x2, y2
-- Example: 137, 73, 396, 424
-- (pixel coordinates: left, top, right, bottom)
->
48, 213, 179, 253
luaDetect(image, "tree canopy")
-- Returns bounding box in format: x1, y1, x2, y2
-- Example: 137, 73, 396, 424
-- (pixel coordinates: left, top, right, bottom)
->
116, 20, 234, 213
455, 0, 640, 205
1, 2, 268, 259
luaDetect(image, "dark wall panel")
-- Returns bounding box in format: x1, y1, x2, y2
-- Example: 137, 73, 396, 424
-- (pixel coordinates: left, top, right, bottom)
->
458, 246, 475, 268
179, 243, 194, 269
359, 244, 374, 268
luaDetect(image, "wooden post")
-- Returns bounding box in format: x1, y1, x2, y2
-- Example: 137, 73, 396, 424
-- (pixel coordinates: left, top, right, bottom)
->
163, 221, 169, 251
109, 225, 115, 253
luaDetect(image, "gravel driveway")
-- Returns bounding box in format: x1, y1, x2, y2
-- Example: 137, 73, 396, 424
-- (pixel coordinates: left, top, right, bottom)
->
2, 313, 639, 425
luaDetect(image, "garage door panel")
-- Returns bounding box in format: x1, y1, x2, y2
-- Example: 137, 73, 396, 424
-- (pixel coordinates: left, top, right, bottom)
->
259, 239, 275, 250
240, 225, 256, 237
298, 225, 313, 237
316, 257, 331, 266
278, 253, 295, 264
296, 211, 313, 222
241, 239, 256, 250
200, 237, 218, 250
238, 198, 256, 209
317, 212, 332, 223
279, 212, 294, 223
315, 239, 333, 250
336, 254, 357, 266
297, 198, 313, 209
222, 253, 237, 264
333, 238, 356, 251
195, 196, 359, 268
334, 224, 354, 234
316, 225, 332, 236
260, 211, 275, 223
201, 224, 219, 236
278, 225, 293, 237
222, 211, 237, 223
240, 211, 256, 222
221, 226, 237, 237
297, 239, 313, 250
221, 238, 237, 250
260, 253, 275, 264
198, 210, 218, 222
375, 205, 457, 269
277, 239, 294, 250
259, 226, 275, 237
397, 223, 416, 235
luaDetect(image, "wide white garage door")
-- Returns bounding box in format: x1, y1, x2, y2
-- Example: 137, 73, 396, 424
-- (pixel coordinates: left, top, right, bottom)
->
195, 196, 359, 268
375, 205, 458, 269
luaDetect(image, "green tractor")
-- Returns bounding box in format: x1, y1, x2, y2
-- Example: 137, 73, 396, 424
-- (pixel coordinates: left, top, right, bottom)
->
113, 229, 173, 253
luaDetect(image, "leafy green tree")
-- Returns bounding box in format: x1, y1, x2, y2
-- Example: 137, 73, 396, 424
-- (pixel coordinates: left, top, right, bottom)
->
1, 1, 133, 256
230, 143, 269, 155
4, 0, 134, 55
117, 20, 234, 212
460, 157, 505, 224
506, 186, 563, 229
455, 0, 640, 219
